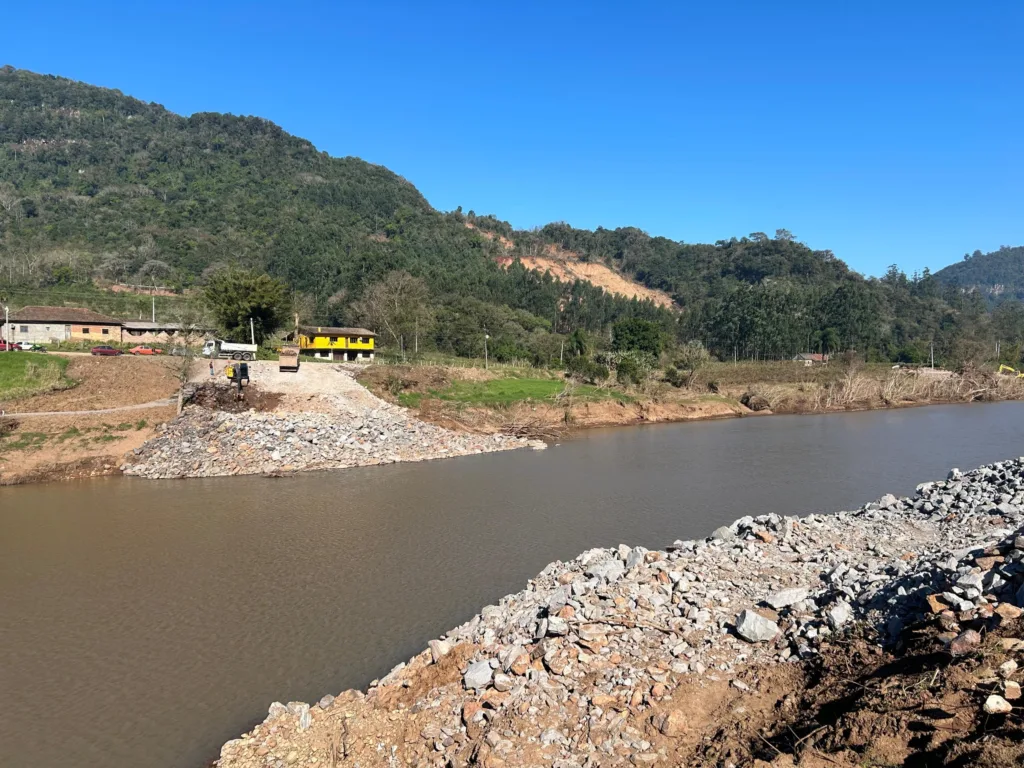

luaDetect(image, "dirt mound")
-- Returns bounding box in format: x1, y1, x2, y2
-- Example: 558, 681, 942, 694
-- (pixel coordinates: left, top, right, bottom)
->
187, 383, 281, 413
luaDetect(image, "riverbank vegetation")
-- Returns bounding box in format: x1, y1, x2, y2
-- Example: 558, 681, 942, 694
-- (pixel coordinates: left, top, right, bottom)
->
361, 355, 1024, 438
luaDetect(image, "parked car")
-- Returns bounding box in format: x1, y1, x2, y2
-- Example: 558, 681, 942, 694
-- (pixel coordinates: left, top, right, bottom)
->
0, 341, 19, 351
14, 342, 45, 352
90, 345, 123, 356
128, 345, 163, 356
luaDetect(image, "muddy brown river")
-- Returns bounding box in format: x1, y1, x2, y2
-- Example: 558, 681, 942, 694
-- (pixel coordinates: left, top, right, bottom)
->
4, 402, 1024, 768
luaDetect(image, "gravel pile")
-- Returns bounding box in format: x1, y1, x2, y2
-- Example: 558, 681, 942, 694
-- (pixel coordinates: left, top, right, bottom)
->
216, 458, 1024, 768
123, 395, 537, 479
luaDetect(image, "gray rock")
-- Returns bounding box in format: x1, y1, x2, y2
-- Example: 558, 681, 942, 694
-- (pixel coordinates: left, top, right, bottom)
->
626, 549, 646, 570
956, 572, 985, 591
546, 616, 569, 636
735, 609, 778, 643
711, 526, 736, 541
878, 493, 898, 509
766, 587, 809, 609
463, 660, 493, 690
585, 558, 626, 583
826, 601, 853, 629
984, 694, 1013, 714
428, 639, 451, 663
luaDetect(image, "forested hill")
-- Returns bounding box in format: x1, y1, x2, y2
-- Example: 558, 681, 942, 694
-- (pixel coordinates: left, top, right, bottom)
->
0, 66, 1020, 367
934, 246, 1024, 301
0, 66, 679, 361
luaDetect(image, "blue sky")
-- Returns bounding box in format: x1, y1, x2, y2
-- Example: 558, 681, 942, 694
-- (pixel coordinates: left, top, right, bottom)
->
4, 1, 1022, 276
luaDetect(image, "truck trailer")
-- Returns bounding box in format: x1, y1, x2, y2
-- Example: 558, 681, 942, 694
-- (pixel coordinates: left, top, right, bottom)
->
202, 338, 258, 360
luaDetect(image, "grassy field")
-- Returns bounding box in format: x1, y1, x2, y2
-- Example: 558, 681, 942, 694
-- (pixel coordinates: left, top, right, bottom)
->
0, 353, 72, 401
398, 377, 630, 408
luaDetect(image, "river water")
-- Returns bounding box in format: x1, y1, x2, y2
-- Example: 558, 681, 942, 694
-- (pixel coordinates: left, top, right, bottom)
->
3, 402, 1024, 768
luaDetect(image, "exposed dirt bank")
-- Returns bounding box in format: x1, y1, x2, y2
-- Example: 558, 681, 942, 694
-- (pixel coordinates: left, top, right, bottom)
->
213, 458, 1024, 767
0, 355, 181, 485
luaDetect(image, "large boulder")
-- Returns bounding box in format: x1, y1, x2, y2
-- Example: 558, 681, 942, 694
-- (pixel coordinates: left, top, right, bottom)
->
735, 609, 779, 643
463, 660, 493, 690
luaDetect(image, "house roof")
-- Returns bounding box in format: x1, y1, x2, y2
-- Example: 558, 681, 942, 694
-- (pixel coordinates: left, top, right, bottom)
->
122, 321, 214, 331
794, 353, 828, 361
298, 325, 376, 337
11, 306, 120, 324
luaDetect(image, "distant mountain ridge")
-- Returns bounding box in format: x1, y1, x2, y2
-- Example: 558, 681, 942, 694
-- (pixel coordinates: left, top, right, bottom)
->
934, 246, 1024, 301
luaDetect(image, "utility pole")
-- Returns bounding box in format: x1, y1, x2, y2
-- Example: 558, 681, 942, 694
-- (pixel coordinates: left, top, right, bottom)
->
151, 295, 156, 323
483, 329, 489, 370
930, 340, 934, 369
2, 302, 8, 351
250, 317, 256, 345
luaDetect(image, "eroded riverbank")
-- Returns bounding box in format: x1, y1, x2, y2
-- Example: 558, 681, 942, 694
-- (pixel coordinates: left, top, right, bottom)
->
215, 459, 1024, 767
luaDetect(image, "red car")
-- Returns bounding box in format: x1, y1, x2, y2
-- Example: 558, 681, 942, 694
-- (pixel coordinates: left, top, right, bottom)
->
90, 345, 123, 356
128, 345, 163, 356
0, 341, 18, 351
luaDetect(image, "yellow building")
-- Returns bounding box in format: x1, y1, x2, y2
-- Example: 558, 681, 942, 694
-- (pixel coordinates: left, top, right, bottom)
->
295, 326, 375, 361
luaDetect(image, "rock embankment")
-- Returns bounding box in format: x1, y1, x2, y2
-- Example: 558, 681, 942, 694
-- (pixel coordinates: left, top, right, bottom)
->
123, 365, 538, 479
215, 459, 1024, 767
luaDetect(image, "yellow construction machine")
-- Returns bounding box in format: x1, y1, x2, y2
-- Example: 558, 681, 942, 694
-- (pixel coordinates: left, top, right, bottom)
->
998, 364, 1024, 378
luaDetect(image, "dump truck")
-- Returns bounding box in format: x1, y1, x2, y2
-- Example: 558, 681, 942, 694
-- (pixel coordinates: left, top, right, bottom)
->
279, 344, 300, 373
202, 338, 258, 360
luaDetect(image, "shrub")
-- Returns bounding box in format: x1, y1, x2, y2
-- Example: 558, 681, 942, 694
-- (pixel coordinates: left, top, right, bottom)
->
566, 355, 609, 384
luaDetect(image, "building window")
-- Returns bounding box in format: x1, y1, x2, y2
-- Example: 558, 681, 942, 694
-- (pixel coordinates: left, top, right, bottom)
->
102, 328, 109, 335
82, 328, 90, 334
20, 325, 28, 333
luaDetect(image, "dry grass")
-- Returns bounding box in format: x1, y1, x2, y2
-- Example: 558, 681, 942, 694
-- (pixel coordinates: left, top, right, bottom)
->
744, 366, 1024, 414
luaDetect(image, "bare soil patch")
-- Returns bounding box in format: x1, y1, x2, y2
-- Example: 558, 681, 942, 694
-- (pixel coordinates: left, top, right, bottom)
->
188, 382, 282, 413
0, 406, 175, 485
8, 354, 179, 413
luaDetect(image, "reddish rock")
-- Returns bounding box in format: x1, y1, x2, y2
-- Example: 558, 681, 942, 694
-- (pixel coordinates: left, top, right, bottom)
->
976, 556, 1004, 570
949, 629, 982, 656
926, 594, 947, 614
462, 701, 484, 726
591, 693, 619, 710
755, 531, 775, 544
654, 709, 687, 737
509, 654, 530, 676
995, 603, 1023, 621
480, 689, 510, 709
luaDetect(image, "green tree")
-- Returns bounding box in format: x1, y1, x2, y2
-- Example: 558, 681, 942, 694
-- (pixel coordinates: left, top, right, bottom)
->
612, 318, 662, 357
203, 268, 288, 344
